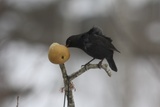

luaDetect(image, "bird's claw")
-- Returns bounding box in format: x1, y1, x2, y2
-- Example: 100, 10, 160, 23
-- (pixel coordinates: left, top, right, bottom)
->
97, 63, 102, 68
81, 64, 85, 68
81, 58, 95, 70
81, 64, 88, 70
97, 59, 104, 68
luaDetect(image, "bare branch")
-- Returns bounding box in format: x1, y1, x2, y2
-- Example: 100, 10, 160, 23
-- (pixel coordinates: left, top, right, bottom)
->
69, 64, 111, 81
16, 96, 19, 107
59, 64, 75, 107
58, 63, 111, 107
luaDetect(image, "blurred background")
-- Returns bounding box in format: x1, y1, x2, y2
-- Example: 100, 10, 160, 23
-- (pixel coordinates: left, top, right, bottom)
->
0, 0, 160, 107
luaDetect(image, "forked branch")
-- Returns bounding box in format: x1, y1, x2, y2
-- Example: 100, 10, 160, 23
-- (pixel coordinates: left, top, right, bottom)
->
59, 63, 111, 107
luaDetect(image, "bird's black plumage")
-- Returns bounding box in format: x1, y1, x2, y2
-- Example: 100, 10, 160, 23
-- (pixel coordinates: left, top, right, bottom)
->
66, 27, 120, 72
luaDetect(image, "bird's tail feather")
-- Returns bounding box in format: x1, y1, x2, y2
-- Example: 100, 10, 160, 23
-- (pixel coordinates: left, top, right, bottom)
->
106, 57, 117, 72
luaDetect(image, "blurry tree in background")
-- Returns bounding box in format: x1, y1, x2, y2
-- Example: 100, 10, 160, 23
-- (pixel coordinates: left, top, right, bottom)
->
0, 0, 160, 107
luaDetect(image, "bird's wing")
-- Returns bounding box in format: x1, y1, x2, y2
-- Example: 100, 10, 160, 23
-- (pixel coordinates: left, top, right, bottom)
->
88, 27, 113, 42
81, 27, 120, 52
98, 35, 120, 52
83, 34, 120, 53
100, 35, 113, 42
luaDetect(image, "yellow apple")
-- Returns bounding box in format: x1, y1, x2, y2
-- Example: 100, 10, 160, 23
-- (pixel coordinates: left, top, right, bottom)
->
48, 43, 70, 64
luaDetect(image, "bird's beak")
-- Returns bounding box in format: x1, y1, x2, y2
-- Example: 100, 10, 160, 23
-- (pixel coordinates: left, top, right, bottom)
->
66, 44, 69, 47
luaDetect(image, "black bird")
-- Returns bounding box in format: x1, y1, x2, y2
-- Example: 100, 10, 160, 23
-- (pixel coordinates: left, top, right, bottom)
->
66, 27, 120, 72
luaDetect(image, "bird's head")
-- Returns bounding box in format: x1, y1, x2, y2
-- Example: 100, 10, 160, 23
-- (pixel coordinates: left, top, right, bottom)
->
66, 35, 79, 48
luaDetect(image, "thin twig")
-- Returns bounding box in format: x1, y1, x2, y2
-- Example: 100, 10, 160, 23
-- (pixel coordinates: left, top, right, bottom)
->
69, 64, 111, 81
16, 96, 19, 107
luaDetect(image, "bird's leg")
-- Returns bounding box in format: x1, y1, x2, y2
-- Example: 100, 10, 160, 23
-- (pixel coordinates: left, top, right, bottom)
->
98, 59, 104, 68
81, 58, 95, 69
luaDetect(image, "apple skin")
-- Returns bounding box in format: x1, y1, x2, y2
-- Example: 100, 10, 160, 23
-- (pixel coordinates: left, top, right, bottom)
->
48, 43, 70, 64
